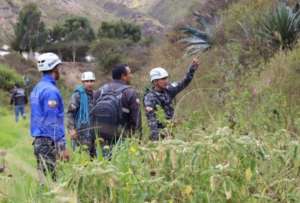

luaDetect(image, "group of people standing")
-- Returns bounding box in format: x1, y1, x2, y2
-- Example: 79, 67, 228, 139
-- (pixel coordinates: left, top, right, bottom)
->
29, 52, 199, 180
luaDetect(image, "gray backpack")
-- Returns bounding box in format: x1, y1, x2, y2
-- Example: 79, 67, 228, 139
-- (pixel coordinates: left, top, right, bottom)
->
93, 84, 129, 127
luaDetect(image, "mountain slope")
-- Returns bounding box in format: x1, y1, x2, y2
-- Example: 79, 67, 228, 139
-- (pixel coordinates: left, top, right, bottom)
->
0, 0, 200, 44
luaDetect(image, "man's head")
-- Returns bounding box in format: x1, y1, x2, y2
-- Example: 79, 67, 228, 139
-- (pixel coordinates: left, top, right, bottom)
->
150, 67, 169, 91
112, 64, 132, 84
15, 83, 20, 88
81, 71, 95, 91
37, 53, 62, 80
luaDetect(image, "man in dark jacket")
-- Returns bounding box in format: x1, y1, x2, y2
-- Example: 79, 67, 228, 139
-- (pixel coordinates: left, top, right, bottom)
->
67, 71, 97, 158
93, 64, 141, 156
144, 59, 199, 140
10, 83, 28, 122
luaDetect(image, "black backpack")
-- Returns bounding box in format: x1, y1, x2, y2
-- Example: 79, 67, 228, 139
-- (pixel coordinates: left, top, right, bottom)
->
92, 84, 129, 127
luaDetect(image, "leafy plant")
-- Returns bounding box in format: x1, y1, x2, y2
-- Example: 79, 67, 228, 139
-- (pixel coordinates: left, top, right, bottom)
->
259, 3, 300, 50
180, 12, 214, 55
0, 64, 24, 91
90, 38, 128, 72
98, 20, 142, 42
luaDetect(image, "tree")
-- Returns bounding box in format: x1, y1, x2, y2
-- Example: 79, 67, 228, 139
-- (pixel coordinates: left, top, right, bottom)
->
49, 16, 95, 62
98, 20, 141, 42
12, 3, 48, 57
90, 38, 128, 72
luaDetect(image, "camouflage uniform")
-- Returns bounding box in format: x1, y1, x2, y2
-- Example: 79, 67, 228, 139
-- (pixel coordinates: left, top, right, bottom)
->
67, 90, 96, 157
144, 65, 196, 140
33, 137, 62, 180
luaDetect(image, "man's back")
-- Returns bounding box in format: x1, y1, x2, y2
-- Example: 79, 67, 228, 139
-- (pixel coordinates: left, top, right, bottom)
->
11, 88, 27, 106
30, 75, 65, 142
93, 80, 141, 138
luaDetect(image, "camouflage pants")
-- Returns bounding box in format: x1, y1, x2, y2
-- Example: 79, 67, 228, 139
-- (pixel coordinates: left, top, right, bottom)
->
33, 137, 57, 180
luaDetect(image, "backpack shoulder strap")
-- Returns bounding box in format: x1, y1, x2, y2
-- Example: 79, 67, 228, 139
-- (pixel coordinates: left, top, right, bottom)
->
114, 85, 130, 95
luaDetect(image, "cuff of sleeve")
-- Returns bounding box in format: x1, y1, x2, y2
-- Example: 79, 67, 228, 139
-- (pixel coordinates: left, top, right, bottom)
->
188, 65, 196, 73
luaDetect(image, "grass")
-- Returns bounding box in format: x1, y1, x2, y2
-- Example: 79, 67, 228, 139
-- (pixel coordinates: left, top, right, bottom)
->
0, 0, 300, 202
0, 94, 299, 202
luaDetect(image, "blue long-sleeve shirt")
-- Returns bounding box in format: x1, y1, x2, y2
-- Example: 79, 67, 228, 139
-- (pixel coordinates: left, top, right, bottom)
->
30, 74, 66, 149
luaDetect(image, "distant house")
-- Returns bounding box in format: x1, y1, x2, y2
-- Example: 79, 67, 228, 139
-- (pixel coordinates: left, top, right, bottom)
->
22, 52, 41, 61
0, 44, 10, 57
85, 55, 95, 62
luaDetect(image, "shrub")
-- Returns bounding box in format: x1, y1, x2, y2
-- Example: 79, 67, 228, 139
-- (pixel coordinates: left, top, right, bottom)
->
98, 20, 142, 42
259, 3, 300, 50
90, 38, 128, 72
180, 12, 213, 55
0, 64, 24, 91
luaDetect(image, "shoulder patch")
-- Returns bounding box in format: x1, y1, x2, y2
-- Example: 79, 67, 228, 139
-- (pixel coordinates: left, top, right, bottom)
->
48, 100, 58, 108
145, 106, 154, 112
171, 82, 178, 87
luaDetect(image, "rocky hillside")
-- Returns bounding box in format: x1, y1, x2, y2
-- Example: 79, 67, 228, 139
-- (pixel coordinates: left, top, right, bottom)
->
0, 0, 199, 44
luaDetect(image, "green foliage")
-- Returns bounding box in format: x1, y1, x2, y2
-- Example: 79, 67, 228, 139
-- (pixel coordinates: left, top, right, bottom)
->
12, 3, 48, 52
180, 12, 213, 55
2, 1, 300, 202
48, 16, 95, 62
259, 3, 300, 50
0, 64, 24, 91
221, 0, 272, 40
90, 38, 128, 72
55, 16, 95, 42
98, 20, 141, 42
55, 130, 300, 202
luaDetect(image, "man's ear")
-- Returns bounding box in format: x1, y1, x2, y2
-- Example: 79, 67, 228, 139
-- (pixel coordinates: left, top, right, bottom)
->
122, 72, 128, 79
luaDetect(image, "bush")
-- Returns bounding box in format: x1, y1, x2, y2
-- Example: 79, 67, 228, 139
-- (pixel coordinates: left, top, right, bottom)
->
259, 3, 300, 50
220, 0, 273, 41
90, 38, 128, 72
0, 64, 24, 91
180, 12, 213, 55
98, 20, 142, 42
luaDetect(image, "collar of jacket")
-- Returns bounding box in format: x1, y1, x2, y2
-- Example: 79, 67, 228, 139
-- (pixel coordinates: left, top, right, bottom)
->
42, 74, 56, 85
152, 86, 167, 94
112, 79, 127, 85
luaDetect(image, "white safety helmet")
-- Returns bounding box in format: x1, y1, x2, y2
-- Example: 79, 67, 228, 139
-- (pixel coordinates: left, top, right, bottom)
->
81, 71, 96, 81
150, 67, 169, 82
37, 53, 62, 72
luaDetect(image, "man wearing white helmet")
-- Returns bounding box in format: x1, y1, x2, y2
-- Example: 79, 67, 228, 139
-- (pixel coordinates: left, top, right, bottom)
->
30, 52, 69, 180
144, 59, 199, 140
67, 71, 97, 158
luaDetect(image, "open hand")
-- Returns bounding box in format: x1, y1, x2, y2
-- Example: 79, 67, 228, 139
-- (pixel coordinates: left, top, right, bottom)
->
191, 58, 200, 71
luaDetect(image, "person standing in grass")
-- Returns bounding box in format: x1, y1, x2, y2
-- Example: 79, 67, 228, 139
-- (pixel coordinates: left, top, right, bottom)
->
10, 83, 28, 122
144, 59, 199, 141
30, 53, 69, 181
67, 71, 97, 158
93, 64, 142, 157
